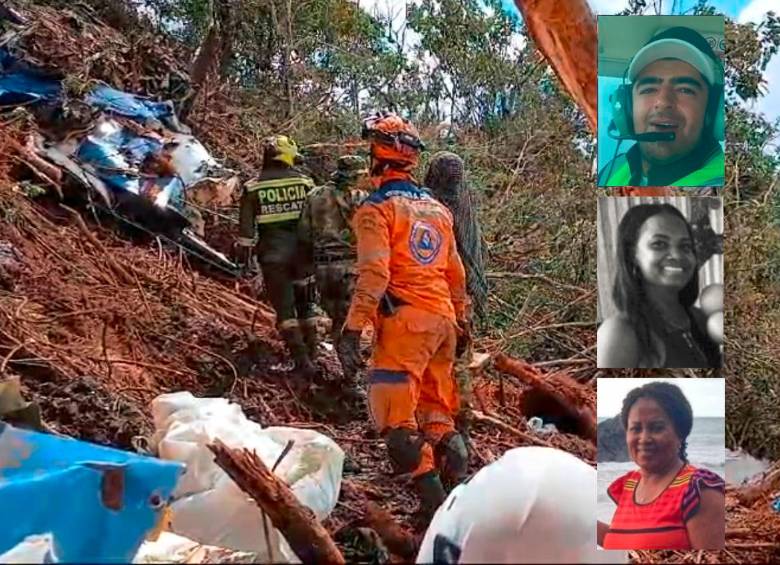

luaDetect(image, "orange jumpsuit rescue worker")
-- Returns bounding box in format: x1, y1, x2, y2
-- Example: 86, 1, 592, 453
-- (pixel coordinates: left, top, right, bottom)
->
337, 112, 470, 518
238, 135, 319, 380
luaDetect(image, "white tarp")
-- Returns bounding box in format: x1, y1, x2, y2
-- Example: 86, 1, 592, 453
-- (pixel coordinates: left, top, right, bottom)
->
150, 392, 344, 563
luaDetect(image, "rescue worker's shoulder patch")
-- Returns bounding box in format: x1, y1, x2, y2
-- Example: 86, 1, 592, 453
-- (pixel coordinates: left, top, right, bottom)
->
409, 220, 443, 265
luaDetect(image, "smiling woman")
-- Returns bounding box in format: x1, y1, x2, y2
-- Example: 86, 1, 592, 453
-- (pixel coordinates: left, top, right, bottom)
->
596, 381, 726, 551
596, 196, 723, 369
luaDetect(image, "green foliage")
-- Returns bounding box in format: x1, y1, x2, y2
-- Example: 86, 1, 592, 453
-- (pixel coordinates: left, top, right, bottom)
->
722, 15, 780, 206
99, 0, 780, 457
725, 14, 780, 101
406, 0, 534, 125
726, 104, 780, 200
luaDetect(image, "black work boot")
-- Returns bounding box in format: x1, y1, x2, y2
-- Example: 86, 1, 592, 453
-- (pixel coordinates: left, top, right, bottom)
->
279, 322, 317, 382
413, 470, 447, 524
455, 408, 473, 452
435, 431, 469, 490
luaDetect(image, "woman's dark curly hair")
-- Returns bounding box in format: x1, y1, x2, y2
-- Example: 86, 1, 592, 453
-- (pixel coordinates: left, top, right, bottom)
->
620, 381, 693, 462
613, 204, 703, 365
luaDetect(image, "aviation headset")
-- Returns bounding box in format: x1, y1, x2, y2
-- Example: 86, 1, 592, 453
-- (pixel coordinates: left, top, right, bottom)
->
609, 26, 725, 142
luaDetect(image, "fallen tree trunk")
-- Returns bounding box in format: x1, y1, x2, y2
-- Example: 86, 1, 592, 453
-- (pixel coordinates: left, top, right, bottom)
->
494, 353, 597, 442
208, 439, 345, 564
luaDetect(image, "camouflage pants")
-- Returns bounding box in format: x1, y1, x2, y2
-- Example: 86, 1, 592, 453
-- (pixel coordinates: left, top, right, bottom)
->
453, 336, 474, 439
315, 261, 356, 345
455, 338, 473, 411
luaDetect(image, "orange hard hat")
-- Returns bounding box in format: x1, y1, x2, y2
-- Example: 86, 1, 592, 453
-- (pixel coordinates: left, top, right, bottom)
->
361, 111, 424, 170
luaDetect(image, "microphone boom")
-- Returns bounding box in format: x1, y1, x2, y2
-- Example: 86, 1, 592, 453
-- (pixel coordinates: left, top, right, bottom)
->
633, 131, 676, 142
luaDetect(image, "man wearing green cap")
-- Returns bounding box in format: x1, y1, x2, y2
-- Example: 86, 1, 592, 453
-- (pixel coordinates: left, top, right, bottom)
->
298, 155, 370, 393
599, 25, 725, 187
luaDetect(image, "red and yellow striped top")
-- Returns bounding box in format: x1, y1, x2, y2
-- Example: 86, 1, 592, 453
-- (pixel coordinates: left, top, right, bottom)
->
602, 464, 725, 550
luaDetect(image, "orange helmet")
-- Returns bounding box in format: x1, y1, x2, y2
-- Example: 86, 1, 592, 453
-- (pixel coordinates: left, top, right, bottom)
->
361, 112, 424, 171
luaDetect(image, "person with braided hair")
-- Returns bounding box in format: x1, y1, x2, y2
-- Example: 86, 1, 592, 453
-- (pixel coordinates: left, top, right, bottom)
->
424, 151, 488, 439
597, 381, 725, 550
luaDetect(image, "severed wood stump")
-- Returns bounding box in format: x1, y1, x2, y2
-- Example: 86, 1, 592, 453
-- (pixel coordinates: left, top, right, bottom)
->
513, 0, 597, 133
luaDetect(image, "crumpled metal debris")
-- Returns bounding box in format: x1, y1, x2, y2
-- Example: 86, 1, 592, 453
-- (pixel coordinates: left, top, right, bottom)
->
0, 49, 230, 219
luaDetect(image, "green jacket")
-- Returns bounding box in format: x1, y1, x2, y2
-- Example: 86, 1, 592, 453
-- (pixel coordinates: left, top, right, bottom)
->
599, 139, 724, 187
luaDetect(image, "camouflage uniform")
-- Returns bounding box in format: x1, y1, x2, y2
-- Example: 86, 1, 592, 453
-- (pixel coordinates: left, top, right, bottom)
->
298, 156, 369, 348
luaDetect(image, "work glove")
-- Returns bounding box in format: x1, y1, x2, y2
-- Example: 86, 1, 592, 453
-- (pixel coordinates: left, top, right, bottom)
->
455, 320, 471, 359
337, 328, 363, 380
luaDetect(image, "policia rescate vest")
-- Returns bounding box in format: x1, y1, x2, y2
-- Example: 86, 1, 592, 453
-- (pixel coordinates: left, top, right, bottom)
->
239, 165, 315, 264
598, 137, 724, 187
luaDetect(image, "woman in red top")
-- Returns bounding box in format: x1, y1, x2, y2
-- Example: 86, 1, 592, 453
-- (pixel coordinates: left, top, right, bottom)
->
597, 381, 725, 550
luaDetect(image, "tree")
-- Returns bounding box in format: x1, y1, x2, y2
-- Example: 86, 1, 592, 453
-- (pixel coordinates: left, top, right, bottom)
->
407, 0, 533, 126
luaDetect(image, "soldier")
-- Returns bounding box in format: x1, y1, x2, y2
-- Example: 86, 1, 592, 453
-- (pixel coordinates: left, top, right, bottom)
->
298, 155, 369, 394
237, 135, 319, 380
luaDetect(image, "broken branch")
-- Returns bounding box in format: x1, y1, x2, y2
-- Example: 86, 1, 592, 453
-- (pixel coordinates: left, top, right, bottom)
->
471, 409, 555, 448
208, 439, 345, 565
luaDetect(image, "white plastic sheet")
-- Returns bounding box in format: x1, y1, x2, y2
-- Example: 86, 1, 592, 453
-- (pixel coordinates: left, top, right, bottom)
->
133, 532, 256, 564
150, 392, 344, 563
417, 447, 628, 564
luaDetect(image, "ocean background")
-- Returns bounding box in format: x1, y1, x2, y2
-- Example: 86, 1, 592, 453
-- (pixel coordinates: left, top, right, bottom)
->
597, 417, 726, 524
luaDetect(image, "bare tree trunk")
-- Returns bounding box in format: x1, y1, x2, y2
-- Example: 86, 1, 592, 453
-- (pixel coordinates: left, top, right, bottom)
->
352, 75, 360, 118
179, 0, 233, 122
216, 0, 236, 79
208, 439, 345, 564
285, 0, 294, 116
270, 0, 294, 118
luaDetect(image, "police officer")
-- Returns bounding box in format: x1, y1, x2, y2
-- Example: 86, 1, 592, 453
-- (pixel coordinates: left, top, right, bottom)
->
238, 135, 319, 380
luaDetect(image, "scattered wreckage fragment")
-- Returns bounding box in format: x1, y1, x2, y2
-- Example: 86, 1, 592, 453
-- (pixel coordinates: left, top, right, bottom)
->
0, 46, 239, 273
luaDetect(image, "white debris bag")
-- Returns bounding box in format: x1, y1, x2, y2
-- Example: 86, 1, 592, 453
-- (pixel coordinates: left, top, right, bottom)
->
0, 534, 58, 564
133, 532, 257, 564
150, 392, 345, 562
417, 447, 628, 564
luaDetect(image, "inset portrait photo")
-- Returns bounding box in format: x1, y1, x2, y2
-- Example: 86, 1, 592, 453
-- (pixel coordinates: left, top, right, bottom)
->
598, 16, 725, 188
596, 378, 726, 551
597, 196, 723, 369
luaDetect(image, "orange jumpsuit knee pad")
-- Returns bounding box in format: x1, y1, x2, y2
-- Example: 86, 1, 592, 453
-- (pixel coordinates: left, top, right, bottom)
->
384, 427, 428, 475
